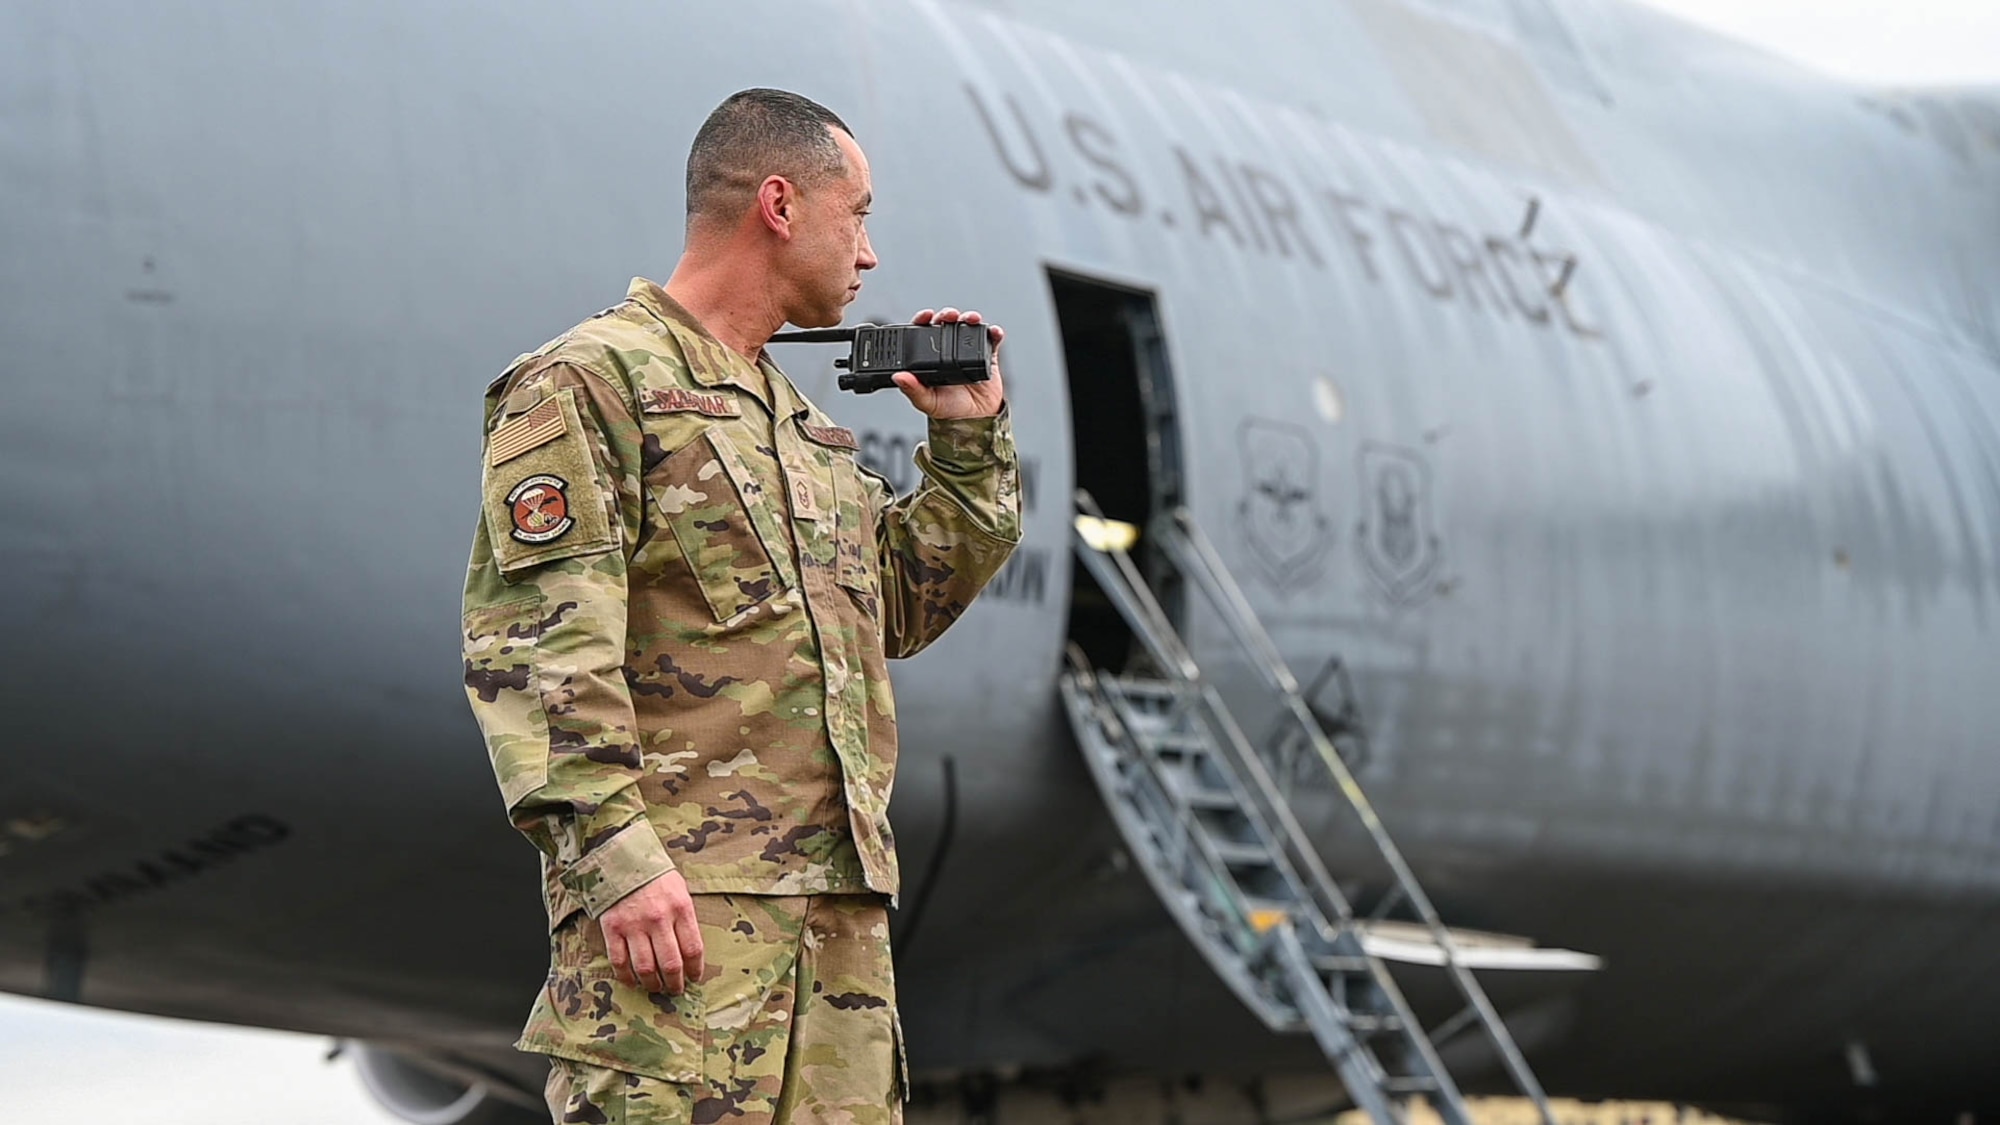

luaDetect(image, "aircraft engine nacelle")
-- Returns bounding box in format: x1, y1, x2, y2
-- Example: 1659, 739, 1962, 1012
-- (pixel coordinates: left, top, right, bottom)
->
352, 1044, 545, 1125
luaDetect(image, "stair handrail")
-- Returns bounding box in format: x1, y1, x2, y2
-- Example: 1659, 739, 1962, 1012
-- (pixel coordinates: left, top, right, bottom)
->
1160, 506, 1557, 1123
1073, 493, 1356, 937
1067, 494, 1480, 1124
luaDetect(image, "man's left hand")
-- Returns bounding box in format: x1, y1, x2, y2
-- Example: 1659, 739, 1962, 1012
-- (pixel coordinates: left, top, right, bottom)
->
890, 307, 1006, 419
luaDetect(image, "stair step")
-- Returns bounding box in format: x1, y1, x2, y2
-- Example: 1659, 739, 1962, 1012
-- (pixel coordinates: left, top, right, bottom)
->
1160, 768, 1239, 810
1347, 1012, 1405, 1034
1110, 679, 1183, 701
1310, 952, 1373, 974
1179, 785, 1239, 810
1145, 731, 1213, 755
1204, 836, 1276, 867
1236, 897, 1297, 935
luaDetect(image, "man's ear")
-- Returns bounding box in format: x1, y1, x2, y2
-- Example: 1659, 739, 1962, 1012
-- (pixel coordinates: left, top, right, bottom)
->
756, 175, 795, 239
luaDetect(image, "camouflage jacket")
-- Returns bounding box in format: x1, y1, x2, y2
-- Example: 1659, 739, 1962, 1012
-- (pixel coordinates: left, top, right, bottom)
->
462, 278, 1020, 927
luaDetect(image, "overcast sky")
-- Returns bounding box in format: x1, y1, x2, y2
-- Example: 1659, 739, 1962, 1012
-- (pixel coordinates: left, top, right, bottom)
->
3, 3, 1996, 1124
1641, 0, 2000, 83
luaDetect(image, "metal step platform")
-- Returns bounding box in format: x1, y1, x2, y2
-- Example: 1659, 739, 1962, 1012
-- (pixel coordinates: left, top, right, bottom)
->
1058, 494, 1589, 1125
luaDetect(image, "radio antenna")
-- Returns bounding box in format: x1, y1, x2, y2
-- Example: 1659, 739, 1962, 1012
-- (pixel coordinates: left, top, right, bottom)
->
769, 328, 858, 344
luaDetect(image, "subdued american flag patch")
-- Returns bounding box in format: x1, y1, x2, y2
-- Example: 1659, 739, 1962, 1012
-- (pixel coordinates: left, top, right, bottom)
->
488, 396, 567, 466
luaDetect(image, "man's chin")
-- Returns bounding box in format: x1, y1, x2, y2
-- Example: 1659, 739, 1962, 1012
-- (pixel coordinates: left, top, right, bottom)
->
791, 309, 845, 330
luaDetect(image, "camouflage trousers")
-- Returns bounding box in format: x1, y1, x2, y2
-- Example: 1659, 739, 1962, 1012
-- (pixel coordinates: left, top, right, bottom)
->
537, 893, 904, 1125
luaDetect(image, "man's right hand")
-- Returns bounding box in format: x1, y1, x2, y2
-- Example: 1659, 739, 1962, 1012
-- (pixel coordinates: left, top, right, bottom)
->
598, 870, 705, 995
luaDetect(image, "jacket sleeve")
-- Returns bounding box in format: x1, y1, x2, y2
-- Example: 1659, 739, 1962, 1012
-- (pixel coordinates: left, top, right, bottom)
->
869, 407, 1024, 659
461, 361, 674, 919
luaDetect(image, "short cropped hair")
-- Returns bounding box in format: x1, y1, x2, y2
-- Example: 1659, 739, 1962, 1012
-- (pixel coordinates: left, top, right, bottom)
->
686, 89, 853, 222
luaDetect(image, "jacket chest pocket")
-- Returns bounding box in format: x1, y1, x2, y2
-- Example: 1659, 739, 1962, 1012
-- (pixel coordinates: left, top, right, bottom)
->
647, 427, 792, 623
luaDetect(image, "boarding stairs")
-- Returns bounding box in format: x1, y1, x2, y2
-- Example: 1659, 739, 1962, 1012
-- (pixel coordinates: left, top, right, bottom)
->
1057, 494, 1561, 1125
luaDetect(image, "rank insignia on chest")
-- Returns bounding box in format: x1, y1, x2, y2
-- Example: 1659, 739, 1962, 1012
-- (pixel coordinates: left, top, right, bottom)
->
642, 387, 741, 418
789, 472, 822, 521
507, 474, 574, 543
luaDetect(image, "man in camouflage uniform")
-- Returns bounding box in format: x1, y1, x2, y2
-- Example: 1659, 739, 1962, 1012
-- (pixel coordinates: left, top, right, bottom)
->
460, 89, 1020, 1123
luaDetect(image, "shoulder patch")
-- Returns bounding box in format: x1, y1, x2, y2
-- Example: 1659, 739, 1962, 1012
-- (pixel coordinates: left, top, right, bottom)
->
799, 422, 859, 451
507, 474, 574, 543
642, 387, 740, 418
480, 389, 616, 575
489, 396, 566, 466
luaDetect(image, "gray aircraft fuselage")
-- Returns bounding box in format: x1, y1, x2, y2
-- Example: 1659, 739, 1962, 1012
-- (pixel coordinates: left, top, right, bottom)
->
3, 0, 1998, 1120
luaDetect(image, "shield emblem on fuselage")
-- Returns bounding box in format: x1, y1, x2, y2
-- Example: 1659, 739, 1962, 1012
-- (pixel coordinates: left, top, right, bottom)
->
1357, 443, 1442, 605
1235, 420, 1332, 592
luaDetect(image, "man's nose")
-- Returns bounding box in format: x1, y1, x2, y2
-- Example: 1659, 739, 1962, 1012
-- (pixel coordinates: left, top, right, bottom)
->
857, 231, 878, 271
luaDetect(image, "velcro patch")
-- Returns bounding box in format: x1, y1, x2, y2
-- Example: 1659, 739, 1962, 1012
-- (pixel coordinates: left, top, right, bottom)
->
786, 466, 823, 522
481, 389, 615, 574
799, 423, 858, 450
642, 387, 741, 418
488, 396, 566, 465
507, 474, 573, 543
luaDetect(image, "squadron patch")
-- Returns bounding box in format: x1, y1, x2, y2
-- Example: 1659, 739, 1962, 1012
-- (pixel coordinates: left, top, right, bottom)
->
508, 475, 574, 543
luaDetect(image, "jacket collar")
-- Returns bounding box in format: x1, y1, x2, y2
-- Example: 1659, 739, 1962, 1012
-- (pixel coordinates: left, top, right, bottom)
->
623, 277, 783, 412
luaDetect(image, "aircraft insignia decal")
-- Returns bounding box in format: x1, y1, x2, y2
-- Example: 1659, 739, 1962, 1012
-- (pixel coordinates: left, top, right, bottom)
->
1236, 419, 1332, 593
1357, 443, 1443, 606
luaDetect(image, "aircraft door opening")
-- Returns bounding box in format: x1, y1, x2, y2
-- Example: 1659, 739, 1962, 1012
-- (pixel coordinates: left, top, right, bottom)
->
1048, 270, 1184, 673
